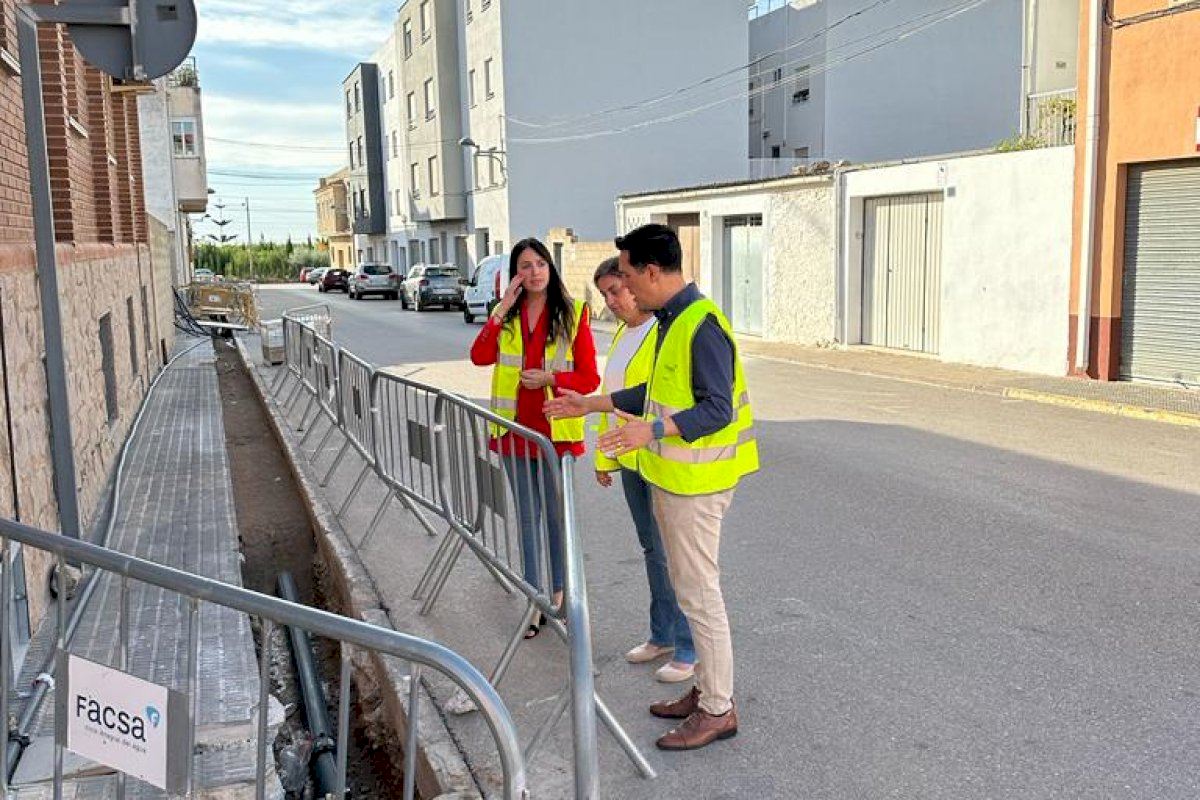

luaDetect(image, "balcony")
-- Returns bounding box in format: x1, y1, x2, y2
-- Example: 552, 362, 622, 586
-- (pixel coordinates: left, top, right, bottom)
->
168, 56, 198, 89
352, 211, 384, 235
1026, 88, 1077, 147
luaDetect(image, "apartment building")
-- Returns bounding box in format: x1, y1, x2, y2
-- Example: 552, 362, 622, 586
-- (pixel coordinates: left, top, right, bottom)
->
1, 2, 185, 669
748, 0, 1079, 172
343, 63, 387, 263
341, 0, 747, 276
315, 167, 354, 269
459, 0, 747, 269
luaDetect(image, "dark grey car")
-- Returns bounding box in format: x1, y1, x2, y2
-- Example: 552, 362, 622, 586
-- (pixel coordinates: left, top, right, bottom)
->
401, 264, 464, 311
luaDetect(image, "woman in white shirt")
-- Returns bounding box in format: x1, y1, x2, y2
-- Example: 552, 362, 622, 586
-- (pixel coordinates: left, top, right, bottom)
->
592, 258, 696, 684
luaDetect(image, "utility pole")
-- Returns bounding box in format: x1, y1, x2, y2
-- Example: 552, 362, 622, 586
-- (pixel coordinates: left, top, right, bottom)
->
244, 197, 255, 280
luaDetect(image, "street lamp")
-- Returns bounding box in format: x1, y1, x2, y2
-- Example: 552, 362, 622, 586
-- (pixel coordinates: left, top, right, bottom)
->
459, 137, 506, 181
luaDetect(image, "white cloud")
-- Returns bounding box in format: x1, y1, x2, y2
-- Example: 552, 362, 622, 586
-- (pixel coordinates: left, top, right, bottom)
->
195, 0, 396, 54
202, 93, 345, 172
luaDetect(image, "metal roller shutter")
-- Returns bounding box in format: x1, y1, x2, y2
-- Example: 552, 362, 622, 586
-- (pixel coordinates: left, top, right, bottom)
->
1121, 161, 1200, 385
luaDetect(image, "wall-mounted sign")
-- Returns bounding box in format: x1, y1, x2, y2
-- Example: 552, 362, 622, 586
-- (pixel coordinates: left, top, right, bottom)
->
56, 652, 189, 793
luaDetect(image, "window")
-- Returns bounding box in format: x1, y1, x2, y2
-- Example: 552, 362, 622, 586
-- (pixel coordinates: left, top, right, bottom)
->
391, 131, 398, 158
469, 69, 477, 107
484, 58, 494, 98
420, 1, 431, 40
357, 136, 364, 165
406, 92, 416, 127
794, 146, 810, 158
348, 143, 354, 168
493, 240, 504, 256
429, 238, 440, 263
428, 155, 439, 196
772, 67, 782, 83
394, 188, 401, 209
473, 153, 483, 189
99, 314, 118, 423
366, 246, 375, 262
380, 76, 387, 103
488, 155, 499, 186
403, 19, 413, 57
388, 70, 395, 98
345, 90, 352, 116
354, 82, 361, 112
410, 162, 420, 197
771, 145, 781, 158
792, 66, 811, 104
424, 78, 435, 119
126, 297, 138, 376
171, 119, 197, 157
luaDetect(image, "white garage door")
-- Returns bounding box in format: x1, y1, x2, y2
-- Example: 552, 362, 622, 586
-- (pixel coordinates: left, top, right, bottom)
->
862, 193, 943, 354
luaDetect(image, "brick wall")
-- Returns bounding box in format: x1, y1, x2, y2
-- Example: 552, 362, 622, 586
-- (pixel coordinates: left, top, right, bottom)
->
0, 7, 173, 630
546, 227, 618, 322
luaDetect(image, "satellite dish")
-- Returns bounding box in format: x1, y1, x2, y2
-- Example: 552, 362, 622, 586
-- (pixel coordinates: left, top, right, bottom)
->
68, 0, 197, 81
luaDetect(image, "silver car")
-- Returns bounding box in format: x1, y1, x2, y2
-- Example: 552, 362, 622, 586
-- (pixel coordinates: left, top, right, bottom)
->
348, 263, 399, 300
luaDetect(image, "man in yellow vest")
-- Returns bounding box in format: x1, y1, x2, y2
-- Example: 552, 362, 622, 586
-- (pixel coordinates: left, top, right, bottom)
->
546, 224, 758, 751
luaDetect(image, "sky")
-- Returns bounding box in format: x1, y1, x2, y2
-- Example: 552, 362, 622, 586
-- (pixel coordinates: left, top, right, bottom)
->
189, 1, 397, 245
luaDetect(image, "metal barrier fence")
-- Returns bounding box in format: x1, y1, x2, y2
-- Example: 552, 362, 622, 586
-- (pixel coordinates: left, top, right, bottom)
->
267, 306, 656, 797
299, 333, 340, 452
0, 517, 527, 800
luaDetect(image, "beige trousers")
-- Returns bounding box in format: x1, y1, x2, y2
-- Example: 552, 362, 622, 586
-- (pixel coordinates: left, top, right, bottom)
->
650, 485, 735, 715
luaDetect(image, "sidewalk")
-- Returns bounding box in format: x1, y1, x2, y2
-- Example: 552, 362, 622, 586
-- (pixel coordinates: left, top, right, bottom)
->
605, 320, 1200, 427
8, 341, 278, 799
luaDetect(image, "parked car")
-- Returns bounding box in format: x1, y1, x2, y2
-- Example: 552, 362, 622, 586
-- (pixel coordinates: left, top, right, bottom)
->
401, 264, 465, 311
348, 263, 399, 300
461, 255, 507, 323
193, 268, 214, 282
298, 267, 311, 283
319, 268, 350, 293
306, 267, 329, 285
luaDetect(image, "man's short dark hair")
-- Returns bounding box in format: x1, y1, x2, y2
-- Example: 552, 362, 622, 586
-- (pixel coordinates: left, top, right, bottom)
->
593, 256, 621, 286
614, 223, 682, 272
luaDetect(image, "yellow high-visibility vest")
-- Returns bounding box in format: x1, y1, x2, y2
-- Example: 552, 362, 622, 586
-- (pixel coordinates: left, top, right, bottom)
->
638, 297, 758, 495
489, 299, 587, 442
595, 318, 658, 473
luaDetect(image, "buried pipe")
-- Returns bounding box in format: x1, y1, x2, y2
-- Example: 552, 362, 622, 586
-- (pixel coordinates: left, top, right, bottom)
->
277, 571, 341, 797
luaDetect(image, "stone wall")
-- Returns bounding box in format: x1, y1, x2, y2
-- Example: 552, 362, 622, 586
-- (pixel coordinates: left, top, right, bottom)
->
545, 228, 617, 322
0, 241, 161, 627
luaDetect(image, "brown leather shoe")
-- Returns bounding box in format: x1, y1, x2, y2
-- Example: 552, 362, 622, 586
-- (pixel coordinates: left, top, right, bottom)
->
656, 705, 739, 751
649, 686, 700, 719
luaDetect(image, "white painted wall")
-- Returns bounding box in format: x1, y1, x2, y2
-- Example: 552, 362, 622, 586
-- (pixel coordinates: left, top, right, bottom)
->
840, 146, 1074, 375
821, 0, 1024, 162
618, 175, 836, 344
498, 0, 748, 242
137, 79, 186, 284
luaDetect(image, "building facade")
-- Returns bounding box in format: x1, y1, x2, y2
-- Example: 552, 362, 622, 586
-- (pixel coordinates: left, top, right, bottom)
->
1, 3, 184, 671
343, 63, 387, 264
1068, 0, 1200, 385
748, 0, 1079, 169
340, 0, 748, 278
314, 167, 354, 269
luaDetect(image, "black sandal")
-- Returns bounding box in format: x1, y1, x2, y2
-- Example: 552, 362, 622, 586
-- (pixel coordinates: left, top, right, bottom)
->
524, 613, 547, 639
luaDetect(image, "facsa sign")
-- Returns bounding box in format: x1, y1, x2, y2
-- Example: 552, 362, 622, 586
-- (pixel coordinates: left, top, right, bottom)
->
56, 652, 189, 793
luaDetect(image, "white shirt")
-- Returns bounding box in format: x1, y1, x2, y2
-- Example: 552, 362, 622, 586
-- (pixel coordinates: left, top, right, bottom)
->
603, 316, 656, 395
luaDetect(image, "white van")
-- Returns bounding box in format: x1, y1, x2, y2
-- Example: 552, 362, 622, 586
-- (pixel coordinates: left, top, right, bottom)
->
462, 254, 508, 323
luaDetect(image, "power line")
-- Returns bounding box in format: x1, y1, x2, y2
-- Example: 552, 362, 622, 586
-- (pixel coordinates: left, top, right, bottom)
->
505, 0, 901, 132
508, 0, 993, 145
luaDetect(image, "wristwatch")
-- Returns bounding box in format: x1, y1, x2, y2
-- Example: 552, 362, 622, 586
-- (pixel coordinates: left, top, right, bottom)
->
651, 419, 666, 440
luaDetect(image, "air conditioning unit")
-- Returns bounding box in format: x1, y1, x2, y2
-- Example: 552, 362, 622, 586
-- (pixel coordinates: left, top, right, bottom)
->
762, 131, 770, 139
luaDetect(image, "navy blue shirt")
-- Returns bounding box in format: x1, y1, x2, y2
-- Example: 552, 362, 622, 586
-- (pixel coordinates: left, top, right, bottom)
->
611, 283, 735, 442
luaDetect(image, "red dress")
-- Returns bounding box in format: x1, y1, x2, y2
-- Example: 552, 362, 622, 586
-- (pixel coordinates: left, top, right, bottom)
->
470, 303, 600, 458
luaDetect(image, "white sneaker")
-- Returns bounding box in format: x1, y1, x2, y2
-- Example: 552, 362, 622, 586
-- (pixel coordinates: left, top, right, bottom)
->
624, 642, 674, 664
655, 661, 696, 683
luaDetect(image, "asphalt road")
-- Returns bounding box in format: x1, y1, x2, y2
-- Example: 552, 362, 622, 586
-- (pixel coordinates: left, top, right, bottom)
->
259, 284, 1200, 799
